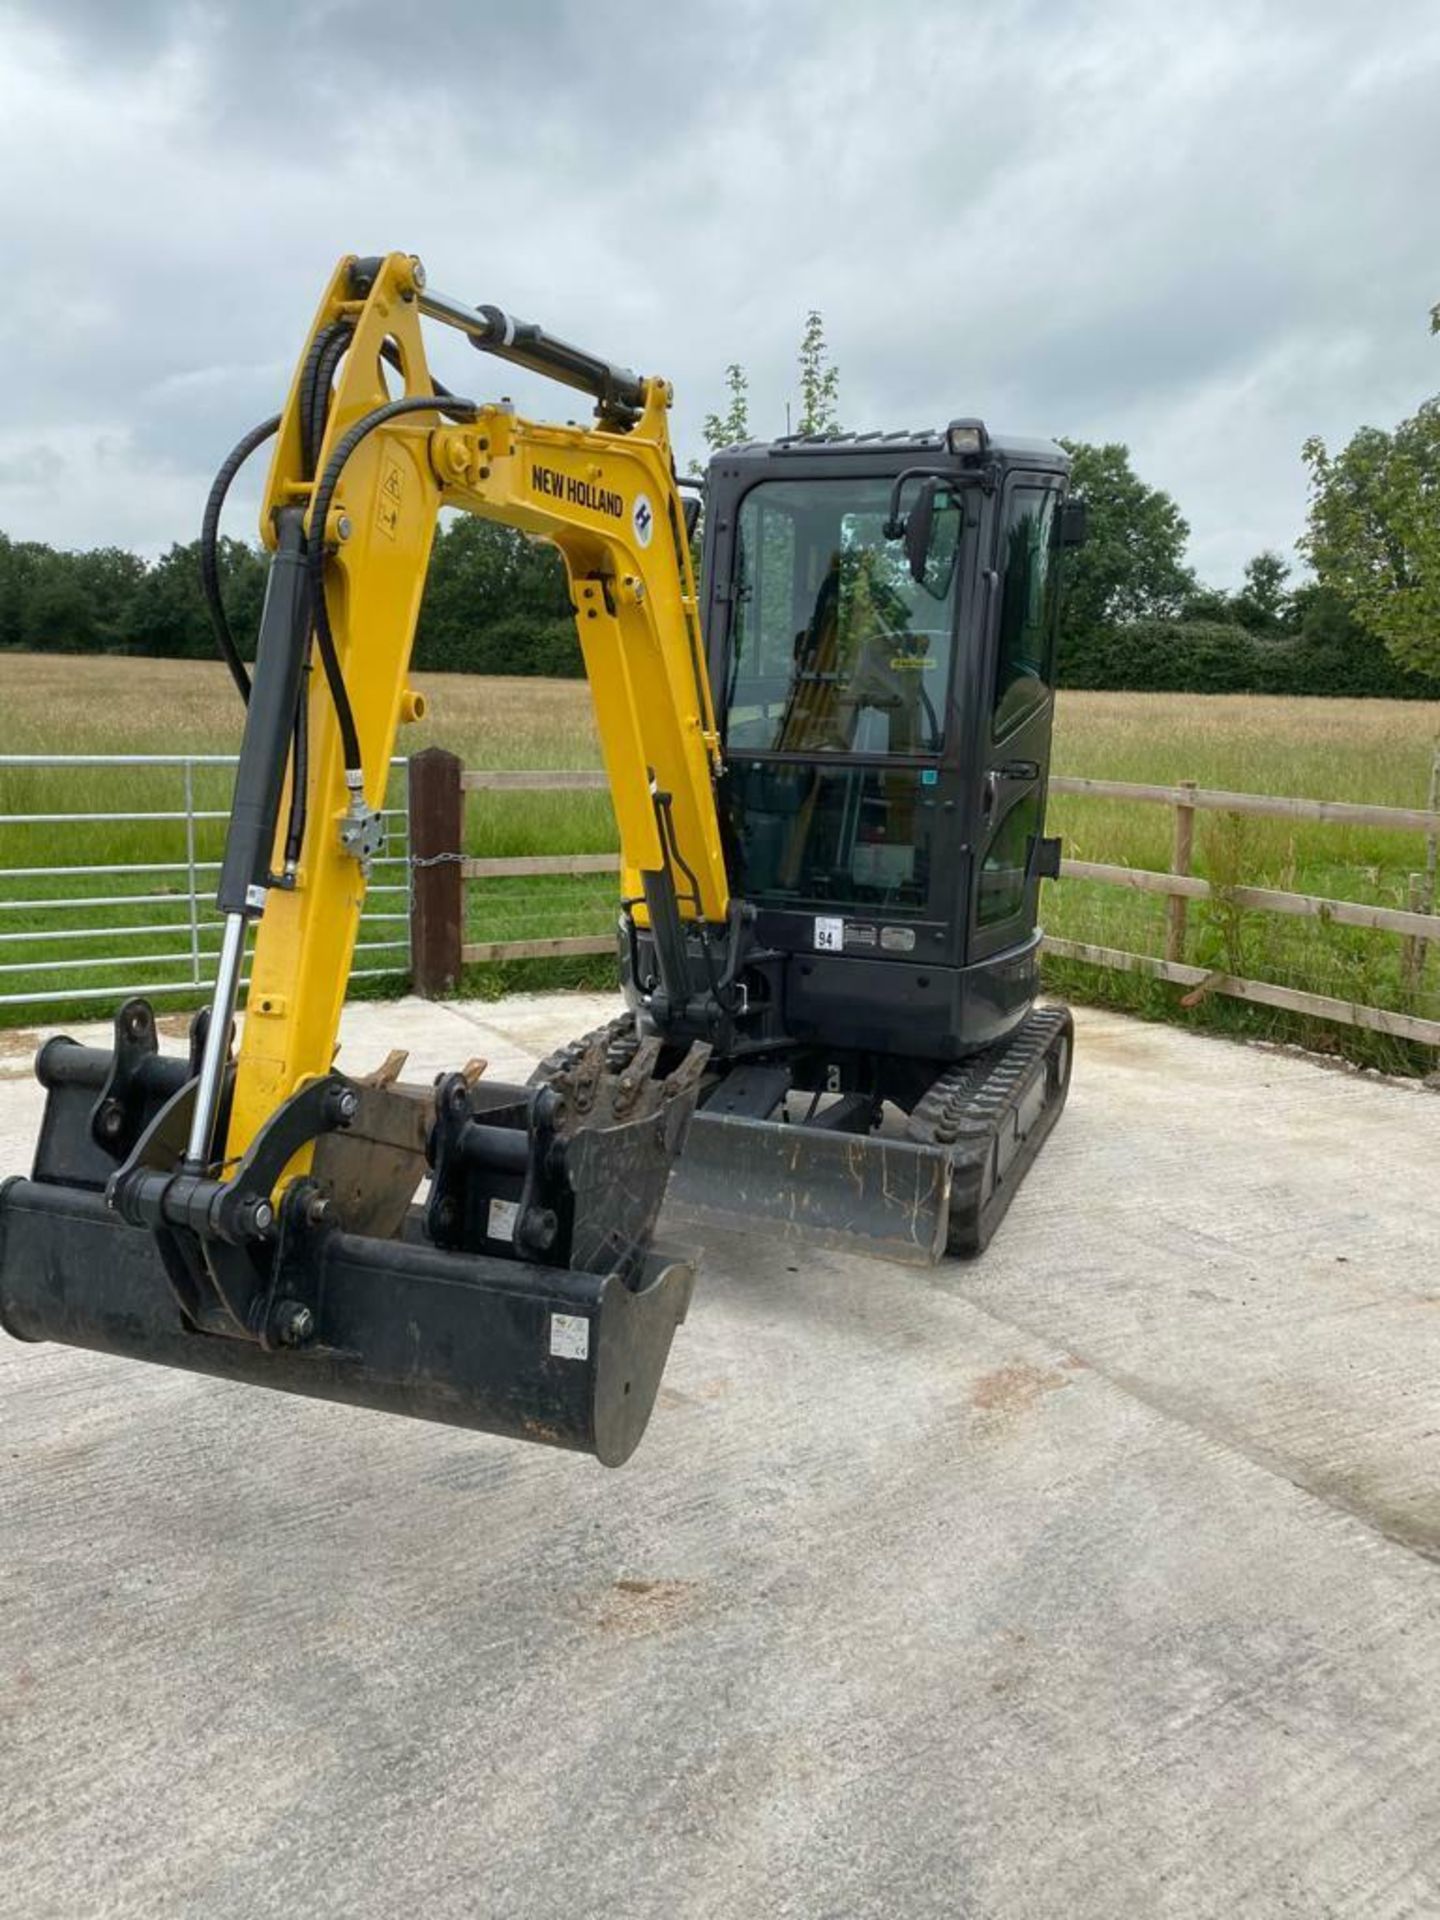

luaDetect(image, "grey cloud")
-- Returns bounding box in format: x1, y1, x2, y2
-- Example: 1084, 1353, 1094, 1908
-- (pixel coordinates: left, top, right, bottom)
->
2, 0, 1437, 582
0, 446, 60, 488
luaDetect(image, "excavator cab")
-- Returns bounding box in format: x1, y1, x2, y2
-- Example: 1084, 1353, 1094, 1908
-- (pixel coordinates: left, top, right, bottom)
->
707, 424, 1072, 1054
634, 425, 1082, 1258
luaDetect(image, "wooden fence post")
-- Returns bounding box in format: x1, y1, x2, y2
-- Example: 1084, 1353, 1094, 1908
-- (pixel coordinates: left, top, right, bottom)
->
1165, 780, 1197, 963
1413, 871, 1436, 990
408, 747, 463, 997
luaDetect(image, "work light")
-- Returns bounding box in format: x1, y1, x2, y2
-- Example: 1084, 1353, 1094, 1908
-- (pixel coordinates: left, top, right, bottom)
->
946, 418, 989, 456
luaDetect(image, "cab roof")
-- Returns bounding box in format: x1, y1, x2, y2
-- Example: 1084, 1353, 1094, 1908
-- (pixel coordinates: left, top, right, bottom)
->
719, 427, 1069, 472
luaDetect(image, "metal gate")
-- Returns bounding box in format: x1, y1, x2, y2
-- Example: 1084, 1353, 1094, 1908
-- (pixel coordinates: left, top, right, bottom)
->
0, 754, 410, 1013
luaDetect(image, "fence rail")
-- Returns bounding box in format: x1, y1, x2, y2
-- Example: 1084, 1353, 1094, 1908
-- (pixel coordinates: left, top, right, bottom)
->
1059, 859, 1439, 941
0, 754, 411, 1012
1049, 774, 1440, 837
460, 768, 610, 792
1043, 938, 1440, 1049
1050, 771, 1439, 1049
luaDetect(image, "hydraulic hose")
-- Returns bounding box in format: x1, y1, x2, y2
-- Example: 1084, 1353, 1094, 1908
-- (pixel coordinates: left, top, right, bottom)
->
282, 677, 309, 871
203, 327, 470, 847
302, 323, 353, 475
283, 319, 356, 865
199, 412, 281, 702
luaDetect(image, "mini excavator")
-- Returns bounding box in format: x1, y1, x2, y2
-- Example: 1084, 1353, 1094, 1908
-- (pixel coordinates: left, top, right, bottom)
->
0, 252, 1081, 1464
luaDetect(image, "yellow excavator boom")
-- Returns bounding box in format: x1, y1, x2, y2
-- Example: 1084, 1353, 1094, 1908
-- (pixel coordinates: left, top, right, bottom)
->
233, 249, 727, 1160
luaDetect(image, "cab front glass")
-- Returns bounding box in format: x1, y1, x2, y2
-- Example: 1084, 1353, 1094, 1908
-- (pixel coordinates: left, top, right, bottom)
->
720, 477, 962, 919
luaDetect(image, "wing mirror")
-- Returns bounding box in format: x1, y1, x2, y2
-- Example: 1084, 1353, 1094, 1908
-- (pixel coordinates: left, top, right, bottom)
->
1059, 499, 1088, 548
682, 494, 702, 543
902, 478, 961, 599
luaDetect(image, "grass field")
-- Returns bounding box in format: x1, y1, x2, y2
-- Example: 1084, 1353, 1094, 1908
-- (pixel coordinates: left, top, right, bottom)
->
2, 655, 1437, 1069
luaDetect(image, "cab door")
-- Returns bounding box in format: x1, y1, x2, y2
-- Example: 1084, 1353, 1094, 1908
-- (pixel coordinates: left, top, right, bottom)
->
967, 477, 1062, 963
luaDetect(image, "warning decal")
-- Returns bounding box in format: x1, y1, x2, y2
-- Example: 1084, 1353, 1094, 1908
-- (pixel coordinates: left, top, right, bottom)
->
487, 1196, 518, 1242
376, 458, 405, 538
550, 1313, 590, 1362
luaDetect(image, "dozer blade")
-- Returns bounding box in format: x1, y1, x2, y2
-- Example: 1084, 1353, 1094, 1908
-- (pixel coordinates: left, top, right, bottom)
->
664, 1006, 1073, 1266
0, 1004, 708, 1467
665, 1119, 953, 1265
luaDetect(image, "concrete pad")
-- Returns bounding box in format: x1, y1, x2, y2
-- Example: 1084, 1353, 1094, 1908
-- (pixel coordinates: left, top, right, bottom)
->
954, 1007, 1440, 1557
2, 995, 1439, 1918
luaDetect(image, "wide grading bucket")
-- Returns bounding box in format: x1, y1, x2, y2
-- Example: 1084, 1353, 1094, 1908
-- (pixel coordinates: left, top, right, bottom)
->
0, 1005, 706, 1467
0, 1177, 693, 1466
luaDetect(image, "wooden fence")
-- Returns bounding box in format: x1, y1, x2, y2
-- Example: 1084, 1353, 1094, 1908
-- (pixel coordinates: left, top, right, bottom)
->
407, 748, 1440, 1052
407, 750, 617, 984
1044, 775, 1440, 1049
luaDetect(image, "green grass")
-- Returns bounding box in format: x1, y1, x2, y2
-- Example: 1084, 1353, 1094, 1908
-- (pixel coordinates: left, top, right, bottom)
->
0, 656, 626, 1025
1, 658, 1437, 1070
1039, 693, 1440, 1072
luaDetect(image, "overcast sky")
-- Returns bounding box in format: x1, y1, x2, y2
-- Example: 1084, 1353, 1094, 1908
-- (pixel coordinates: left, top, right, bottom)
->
1, 0, 1436, 586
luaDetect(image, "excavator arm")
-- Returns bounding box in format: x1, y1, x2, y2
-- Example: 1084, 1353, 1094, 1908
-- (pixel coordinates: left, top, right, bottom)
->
0, 252, 725, 1466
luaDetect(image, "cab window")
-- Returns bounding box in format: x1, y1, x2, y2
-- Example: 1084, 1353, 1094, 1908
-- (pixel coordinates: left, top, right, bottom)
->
726, 477, 960, 757
993, 487, 1058, 737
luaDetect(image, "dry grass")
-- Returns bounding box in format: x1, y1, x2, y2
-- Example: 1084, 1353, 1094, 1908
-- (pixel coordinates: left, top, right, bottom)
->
0, 654, 601, 762
1053, 689, 1437, 803
5, 657, 1433, 800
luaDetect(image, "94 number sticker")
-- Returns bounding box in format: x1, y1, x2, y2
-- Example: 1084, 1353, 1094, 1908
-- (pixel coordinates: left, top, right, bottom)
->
813, 916, 844, 953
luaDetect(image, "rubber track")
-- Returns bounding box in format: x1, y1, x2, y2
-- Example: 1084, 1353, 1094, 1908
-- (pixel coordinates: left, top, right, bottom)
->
906, 1006, 1074, 1255
527, 1014, 640, 1090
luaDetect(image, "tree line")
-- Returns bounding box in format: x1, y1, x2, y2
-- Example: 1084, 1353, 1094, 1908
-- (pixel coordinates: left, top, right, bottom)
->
1055, 440, 1440, 698
1, 308, 1435, 697
703, 312, 1440, 699
0, 519, 579, 677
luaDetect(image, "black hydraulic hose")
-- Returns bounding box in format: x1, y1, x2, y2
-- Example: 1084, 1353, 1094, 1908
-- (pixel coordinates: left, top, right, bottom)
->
308, 391, 476, 779
666, 492, 714, 737
657, 791, 744, 1015
314, 333, 349, 428
298, 322, 345, 475
655, 791, 701, 914
203, 332, 461, 861
291, 331, 447, 849
303, 341, 336, 472
199, 412, 282, 703
201, 326, 458, 718
282, 673, 309, 869
305, 333, 455, 473
287, 320, 354, 866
